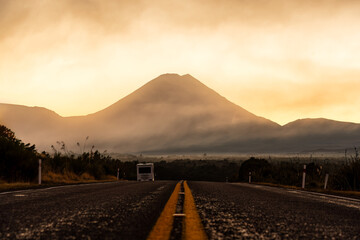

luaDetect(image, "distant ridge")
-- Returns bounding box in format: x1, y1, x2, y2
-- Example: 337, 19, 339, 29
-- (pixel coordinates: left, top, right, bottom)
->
1, 74, 360, 153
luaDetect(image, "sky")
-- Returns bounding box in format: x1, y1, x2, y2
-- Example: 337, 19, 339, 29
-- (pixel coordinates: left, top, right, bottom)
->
1, 0, 360, 125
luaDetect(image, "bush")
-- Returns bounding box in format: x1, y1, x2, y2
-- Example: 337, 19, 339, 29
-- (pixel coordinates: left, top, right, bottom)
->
238, 157, 270, 182
331, 148, 360, 191
0, 125, 38, 182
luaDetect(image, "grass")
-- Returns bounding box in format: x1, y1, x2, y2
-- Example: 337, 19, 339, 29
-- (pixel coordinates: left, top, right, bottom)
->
0, 172, 118, 193
0, 181, 34, 192
41, 170, 118, 184
42, 171, 95, 183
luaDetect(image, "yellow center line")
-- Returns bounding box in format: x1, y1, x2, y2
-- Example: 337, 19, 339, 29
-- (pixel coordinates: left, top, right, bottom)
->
183, 180, 208, 240
146, 181, 208, 240
147, 182, 181, 240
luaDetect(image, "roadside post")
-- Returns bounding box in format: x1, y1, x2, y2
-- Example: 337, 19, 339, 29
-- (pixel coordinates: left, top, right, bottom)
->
38, 159, 42, 185
302, 165, 306, 189
249, 172, 252, 184
324, 173, 329, 190
117, 168, 120, 180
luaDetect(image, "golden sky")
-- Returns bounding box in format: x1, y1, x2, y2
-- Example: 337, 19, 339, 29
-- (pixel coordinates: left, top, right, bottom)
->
1, 0, 360, 125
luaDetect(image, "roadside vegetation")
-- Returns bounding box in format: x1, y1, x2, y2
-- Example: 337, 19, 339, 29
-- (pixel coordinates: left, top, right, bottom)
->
0, 125, 119, 185
0, 124, 359, 193
238, 155, 360, 192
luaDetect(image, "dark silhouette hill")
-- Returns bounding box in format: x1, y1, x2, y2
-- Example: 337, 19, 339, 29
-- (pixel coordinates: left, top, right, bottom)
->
278, 118, 360, 152
1, 74, 360, 153
0, 103, 63, 148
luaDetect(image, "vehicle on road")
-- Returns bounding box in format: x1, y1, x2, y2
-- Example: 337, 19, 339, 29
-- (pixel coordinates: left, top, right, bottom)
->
137, 163, 155, 181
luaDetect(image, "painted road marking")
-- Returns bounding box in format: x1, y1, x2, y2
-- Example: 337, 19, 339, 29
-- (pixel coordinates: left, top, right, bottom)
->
183, 181, 208, 240
234, 183, 360, 210
173, 213, 186, 217
147, 181, 208, 240
13, 194, 27, 197
147, 182, 181, 240
0, 181, 119, 195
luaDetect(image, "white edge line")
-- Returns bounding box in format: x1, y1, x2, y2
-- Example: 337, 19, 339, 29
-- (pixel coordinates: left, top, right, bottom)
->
0, 181, 119, 195
231, 183, 360, 203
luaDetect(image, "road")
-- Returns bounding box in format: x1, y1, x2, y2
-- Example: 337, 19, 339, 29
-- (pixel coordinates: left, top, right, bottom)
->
0, 181, 176, 240
188, 182, 360, 239
1, 181, 360, 239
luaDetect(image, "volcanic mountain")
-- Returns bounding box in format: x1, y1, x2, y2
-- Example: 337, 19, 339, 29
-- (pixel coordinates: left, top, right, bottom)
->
1, 74, 360, 153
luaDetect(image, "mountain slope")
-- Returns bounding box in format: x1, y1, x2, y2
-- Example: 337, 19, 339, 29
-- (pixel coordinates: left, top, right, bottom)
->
278, 118, 360, 152
1, 74, 360, 153
92, 74, 269, 122
72, 74, 280, 152
0, 103, 64, 148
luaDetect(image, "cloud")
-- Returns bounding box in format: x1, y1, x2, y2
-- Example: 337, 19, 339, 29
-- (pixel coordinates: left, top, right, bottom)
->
1, 0, 360, 124
227, 65, 360, 124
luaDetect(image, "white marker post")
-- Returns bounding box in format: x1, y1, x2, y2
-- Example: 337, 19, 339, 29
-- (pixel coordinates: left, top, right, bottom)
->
324, 173, 329, 190
117, 168, 120, 180
249, 172, 252, 184
38, 159, 42, 185
302, 165, 306, 189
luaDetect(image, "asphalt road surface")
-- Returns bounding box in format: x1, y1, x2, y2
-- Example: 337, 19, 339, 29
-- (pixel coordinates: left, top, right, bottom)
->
188, 182, 360, 239
0, 181, 176, 240
1, 181, 360, 239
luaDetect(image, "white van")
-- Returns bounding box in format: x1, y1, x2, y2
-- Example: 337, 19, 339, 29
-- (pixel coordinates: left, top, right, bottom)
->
136, 163, 154, 181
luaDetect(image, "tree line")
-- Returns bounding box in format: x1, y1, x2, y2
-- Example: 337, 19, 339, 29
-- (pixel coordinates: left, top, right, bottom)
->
0, 124, 359, 191
238, 156, 360, 191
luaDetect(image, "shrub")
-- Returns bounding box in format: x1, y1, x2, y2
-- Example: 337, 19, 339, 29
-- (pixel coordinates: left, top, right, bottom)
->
238, 157, 270, 182
0, 125, 38, 182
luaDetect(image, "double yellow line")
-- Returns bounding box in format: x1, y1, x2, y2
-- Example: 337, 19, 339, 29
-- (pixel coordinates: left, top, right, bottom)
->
147, 181, 208, 240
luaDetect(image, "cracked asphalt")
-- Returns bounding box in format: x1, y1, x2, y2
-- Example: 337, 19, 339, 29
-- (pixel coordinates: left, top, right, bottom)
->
188, 181, 360, 240
0, 181, 176, 240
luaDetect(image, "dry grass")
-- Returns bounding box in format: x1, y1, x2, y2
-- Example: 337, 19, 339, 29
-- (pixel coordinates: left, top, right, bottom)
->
42, 171, 84, 183
0, 172, 117, 192
0, 182, 34, 192
103, 175, 118, 181
42, 171, 117, 184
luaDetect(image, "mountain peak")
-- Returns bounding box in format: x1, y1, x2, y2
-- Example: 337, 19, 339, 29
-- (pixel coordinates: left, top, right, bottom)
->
136, 73, 207, 99
91, 73, 275, 129
153, 73, 198, 84
157, 73, 194, 78
157, 73, 181, 77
